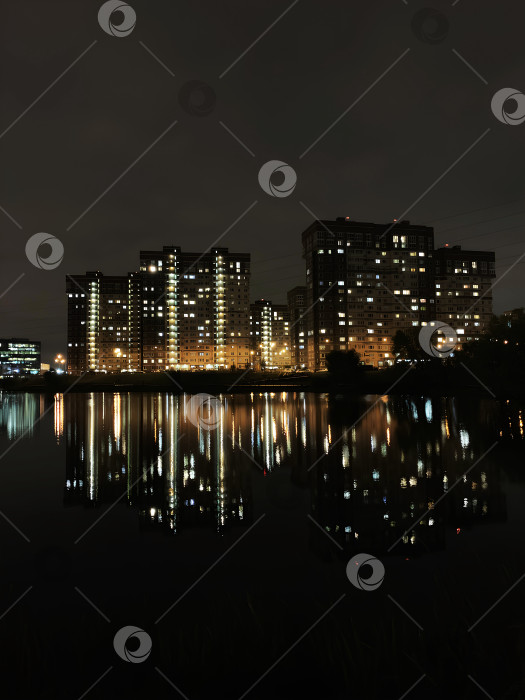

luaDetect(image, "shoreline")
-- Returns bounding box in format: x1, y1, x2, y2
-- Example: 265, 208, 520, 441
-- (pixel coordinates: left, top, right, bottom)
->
0, 367, 523, 399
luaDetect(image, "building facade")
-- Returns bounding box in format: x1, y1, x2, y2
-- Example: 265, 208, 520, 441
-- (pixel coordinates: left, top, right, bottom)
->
250, 300, 291, 370
66, 272, 141, 374
139, 246, 251, 371
434, 245, 496, 348
0, 338, 41, 375
287, 286, 307, 369
302, 218, 436, 369
67, 247, 251, 373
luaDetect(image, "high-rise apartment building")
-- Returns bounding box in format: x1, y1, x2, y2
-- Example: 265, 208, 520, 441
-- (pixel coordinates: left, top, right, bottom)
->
139, 246, 250, 370
250, 300, 291, 370
287, 286, 307, 369
66, 272, 141, 374
302, 218, 435, 369
67, 247, 251, 373
271, 304, 291, 369
434, 245, 496, 347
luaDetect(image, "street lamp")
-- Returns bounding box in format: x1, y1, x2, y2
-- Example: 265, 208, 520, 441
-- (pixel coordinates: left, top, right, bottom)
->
54, 353, 66, 373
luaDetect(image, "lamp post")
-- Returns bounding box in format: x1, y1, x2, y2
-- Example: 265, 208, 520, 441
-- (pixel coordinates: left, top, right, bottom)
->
54, 353, 66, 372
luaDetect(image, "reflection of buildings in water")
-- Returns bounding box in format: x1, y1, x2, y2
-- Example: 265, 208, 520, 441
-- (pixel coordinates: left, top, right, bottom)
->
499, 400, 525, 441
0, 392, 45, 440
62, 391, 508, 549
309, 396, 506, 556
64, 393, 255, 534
54, 394, 64, 442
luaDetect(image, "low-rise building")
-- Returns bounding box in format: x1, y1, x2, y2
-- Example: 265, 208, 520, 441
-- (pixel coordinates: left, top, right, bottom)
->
0, 338, 41, 375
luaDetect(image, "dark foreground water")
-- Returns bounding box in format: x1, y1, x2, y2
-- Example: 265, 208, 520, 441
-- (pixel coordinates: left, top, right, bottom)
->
1, 391, 524, 700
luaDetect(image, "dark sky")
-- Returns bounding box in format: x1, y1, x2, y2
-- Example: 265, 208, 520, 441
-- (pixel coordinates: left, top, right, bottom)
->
1, 0, 524, 361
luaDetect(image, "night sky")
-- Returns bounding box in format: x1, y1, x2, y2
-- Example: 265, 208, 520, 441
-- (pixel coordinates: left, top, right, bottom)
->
1, 0, 524, 361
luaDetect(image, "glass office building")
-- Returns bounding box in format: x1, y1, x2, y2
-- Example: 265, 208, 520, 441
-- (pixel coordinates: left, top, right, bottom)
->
0, 338, 41, 375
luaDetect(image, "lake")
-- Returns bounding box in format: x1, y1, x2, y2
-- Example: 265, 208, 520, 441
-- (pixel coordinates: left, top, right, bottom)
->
1, 391, 524, 699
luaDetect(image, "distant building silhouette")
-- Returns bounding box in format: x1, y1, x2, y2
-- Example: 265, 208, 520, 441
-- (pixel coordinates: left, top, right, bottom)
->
502, 307, 524, 326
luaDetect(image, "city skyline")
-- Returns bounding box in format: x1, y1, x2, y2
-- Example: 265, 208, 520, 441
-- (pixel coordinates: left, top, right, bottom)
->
62, 218, 498, 372
0, 214, 514, 362
1, 1, 525, 362
1, 3, 525, 698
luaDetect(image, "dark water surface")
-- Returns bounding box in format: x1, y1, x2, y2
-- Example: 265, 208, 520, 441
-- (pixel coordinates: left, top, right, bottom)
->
1, 391, 524, 699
